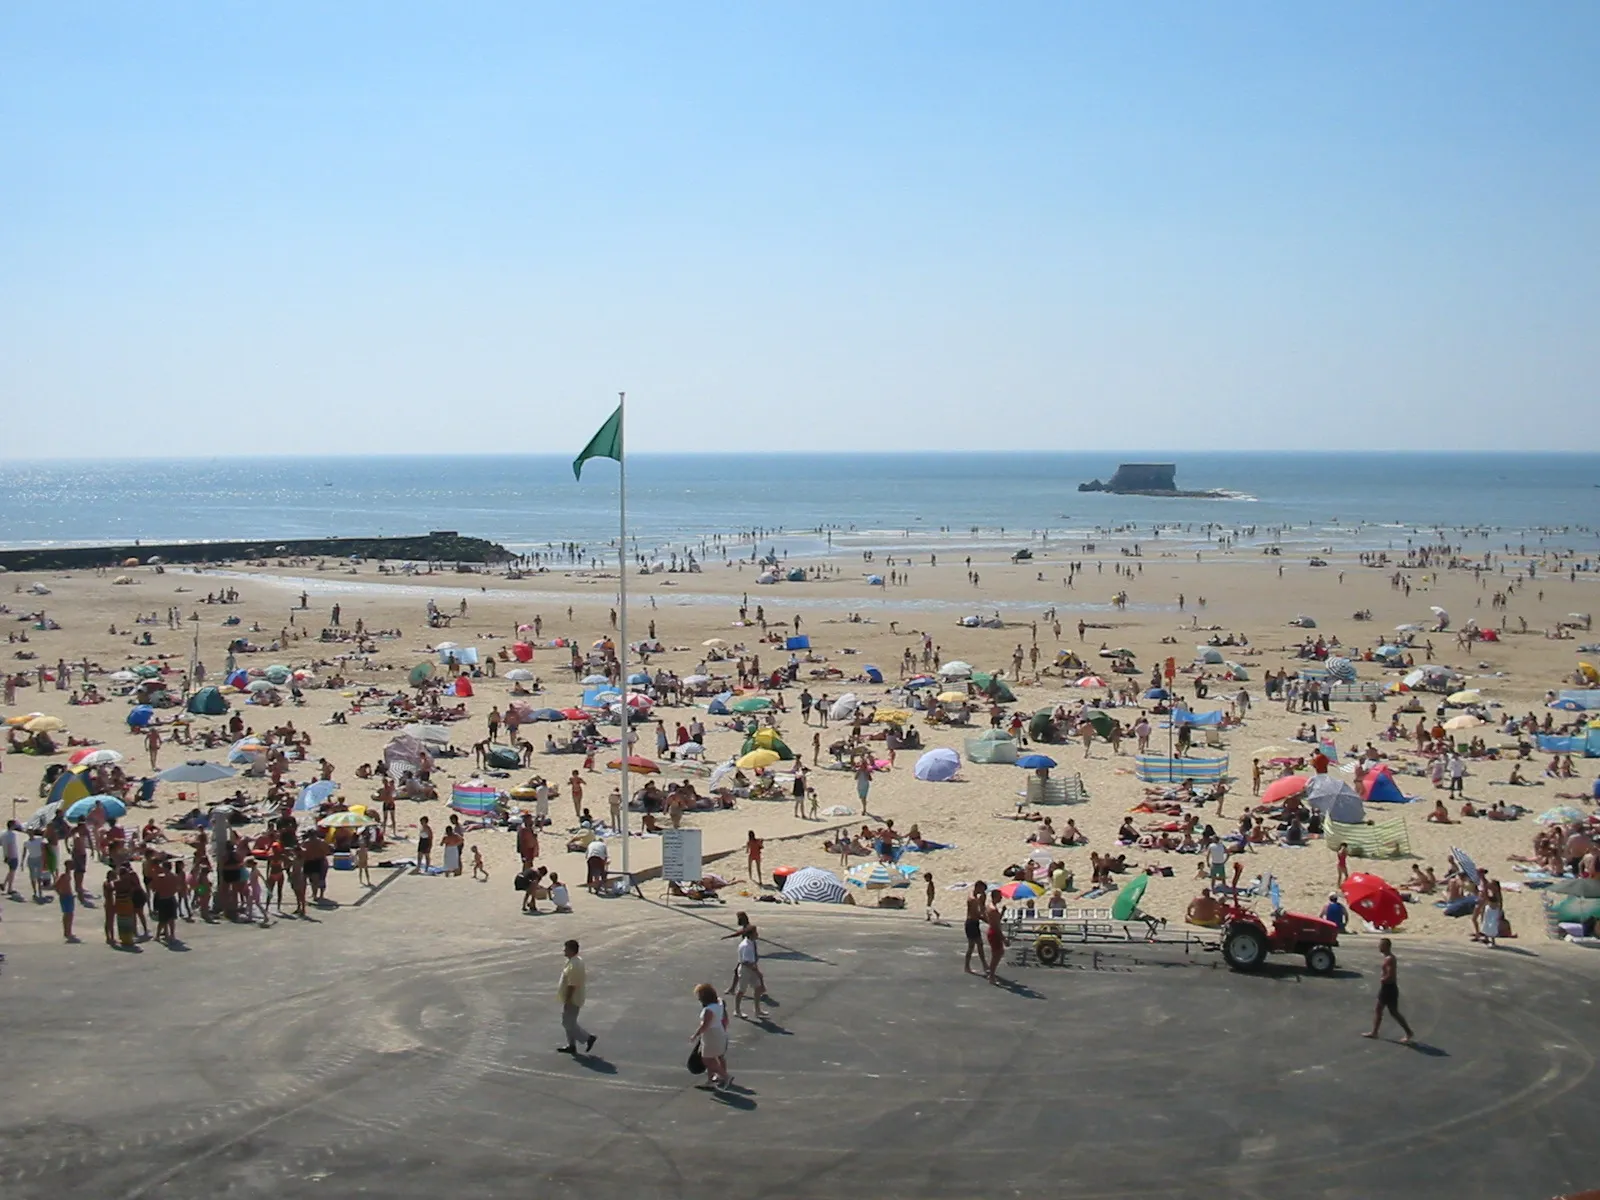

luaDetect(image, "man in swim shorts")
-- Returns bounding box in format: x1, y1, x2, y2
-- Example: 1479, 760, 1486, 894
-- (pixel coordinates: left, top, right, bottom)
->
1363, 938, 1415, 1044
963, 880, 989, 975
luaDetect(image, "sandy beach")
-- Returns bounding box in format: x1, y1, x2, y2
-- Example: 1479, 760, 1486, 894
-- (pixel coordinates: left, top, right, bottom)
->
4, 541, 1597, 950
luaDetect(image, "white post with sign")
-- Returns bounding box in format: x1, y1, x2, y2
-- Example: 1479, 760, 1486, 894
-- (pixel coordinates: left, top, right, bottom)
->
660, 828, 702, 891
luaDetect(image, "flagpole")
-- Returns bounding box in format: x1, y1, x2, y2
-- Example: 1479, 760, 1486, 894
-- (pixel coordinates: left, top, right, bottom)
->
616, 391, 631, 884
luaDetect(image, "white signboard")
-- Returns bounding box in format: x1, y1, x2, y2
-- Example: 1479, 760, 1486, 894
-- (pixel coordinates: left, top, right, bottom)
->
660, 828, 702, 883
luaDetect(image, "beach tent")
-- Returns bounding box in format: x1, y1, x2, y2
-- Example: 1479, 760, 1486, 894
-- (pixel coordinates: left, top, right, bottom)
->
914, 748, 961, 782
1360, 767, 1411, 804
185, 686, 229, 716
1197, 647, 1225, 665
1028, 710, 1059, 742
741, 732, 794, 760
438, 646, 479, 666
786, 568, 806, 582
971, 672, 1016, 702
965, 730, 1018, 764
785, 635, 810, 650
707, 694, 732, 716
1306, 775, 1365, 824
863, 665, 883, 683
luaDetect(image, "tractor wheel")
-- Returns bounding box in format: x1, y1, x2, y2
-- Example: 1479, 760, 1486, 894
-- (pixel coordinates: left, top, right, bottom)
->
1221, 923, 1269, 971
1304, 945, 1336, 975
1034, 935, 1063, 967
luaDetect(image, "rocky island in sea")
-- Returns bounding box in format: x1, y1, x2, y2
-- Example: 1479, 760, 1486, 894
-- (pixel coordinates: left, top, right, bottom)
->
1077, 462, 1227, 498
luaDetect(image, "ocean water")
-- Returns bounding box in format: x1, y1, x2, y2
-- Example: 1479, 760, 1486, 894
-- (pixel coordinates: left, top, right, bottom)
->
1, 452, 1597, 559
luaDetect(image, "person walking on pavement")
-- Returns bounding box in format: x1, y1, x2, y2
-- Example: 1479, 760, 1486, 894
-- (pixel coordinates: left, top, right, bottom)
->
556, 939, 597, 1055
1363, 938, 1415, 1044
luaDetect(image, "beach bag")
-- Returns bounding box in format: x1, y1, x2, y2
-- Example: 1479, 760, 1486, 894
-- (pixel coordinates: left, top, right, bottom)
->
687, 1042, 706, 1075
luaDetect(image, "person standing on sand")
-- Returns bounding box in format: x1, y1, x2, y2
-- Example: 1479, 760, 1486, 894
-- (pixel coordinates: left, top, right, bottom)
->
556, 939, 596, 1055
963, 880, 989, 975
1364, 938, 1415, 1044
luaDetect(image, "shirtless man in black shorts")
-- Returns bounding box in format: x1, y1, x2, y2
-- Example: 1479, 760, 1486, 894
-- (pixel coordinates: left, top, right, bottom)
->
1363, 938, 1415, 1044
150, 859, 182, 942
963, 879, 989, 975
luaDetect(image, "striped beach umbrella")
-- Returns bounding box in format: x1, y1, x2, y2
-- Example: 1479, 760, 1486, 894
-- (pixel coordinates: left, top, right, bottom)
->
847, 862, 904, 889
782, 866, 848, 903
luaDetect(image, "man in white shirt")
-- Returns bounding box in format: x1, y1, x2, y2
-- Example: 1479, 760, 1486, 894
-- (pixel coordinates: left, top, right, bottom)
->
731, 931, 767, 1020
1206, 838, 1229, 886
555, 939, 596, 1055
24, 831, 47, 900
586, 837, 609, 892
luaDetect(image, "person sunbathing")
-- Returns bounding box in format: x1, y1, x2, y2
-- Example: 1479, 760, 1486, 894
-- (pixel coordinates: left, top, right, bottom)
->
1427, 800, 1453, 824
1507, 764, 1527, 786
1408, 864, 1438, 894
1116, 818, 1139, 844
1059, 819, 1086, 845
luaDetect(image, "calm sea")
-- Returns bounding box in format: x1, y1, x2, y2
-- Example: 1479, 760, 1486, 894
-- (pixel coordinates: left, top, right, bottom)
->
1, 452, 1597, 559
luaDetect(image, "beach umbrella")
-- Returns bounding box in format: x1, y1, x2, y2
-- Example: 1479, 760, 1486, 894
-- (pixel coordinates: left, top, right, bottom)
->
24, 715, 65, 733
737, 749, 781, 771
847, 862, 904, 889
627, 672, 650, 685
1549, 876, 1600, 899
1395, 623, 1421, 633
745, 727, 786, 751
1430, 606, 1450, 625
999, 880, 1043, 900
1075, 676, 1106, 688
782, 866, 848, 903
246, 679, 278, 694
1551, 699, 1586, 712
913, 748, 961, 782
157, 760, 237, 784
1197, 648, 1225, 665
65, 795, 127, 821
264, 665, 292, 685
505, 668, 534, 682
528, 707, 565, 721
863, 665, 884, 683
295, 779, 341, 811
126, 705, 155, 729
1442, 714, 1484, 732
1552, 896, 1600, 923
1261, 775, 1309, 806
408, 663, 435, 687
383, 735, 424, 767
107, 670, 138, 683
1084, 710, 1115, 737
1111, 874, 1149, 921
1305, 775, 1364, 823
583, 674, 611, 685
938, 661, 973, 679
905, 675, 937, 690
937, 691, 968, 704
1145, 687, 1170, 700
512, 640, 534, 661
1449, 847, 1478, 885
132, 664, 162, 679
606, 755, 660, 774
829, 693, 859, 720
731, 697, 773, 713
435, 641, 459, 651
69, 747, 123, 767
318, 811, 375, 829
1325, 657, 1357, 682
1341, 873, 1407, 930
1446, 689, 1482, 706
702, 638, 728, 648
227, 736, 266, 762
4, 713, 44, 726
1015, 754, 1058, 770
559, 708, 590, 721
1537, 806, 1588, 826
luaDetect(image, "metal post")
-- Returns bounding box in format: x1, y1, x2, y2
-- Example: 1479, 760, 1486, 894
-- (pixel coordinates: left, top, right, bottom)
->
615, 392, 630, 884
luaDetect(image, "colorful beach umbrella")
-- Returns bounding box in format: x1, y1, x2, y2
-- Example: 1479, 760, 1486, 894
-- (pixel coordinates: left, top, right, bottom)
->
847, 862, 904, 889
318, 811, 375, 828
999, 880, 1043, 900
69, 747, 123, 767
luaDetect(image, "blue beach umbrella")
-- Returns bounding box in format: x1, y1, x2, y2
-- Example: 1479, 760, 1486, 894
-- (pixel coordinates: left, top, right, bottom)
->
1144, 687, 1169, 700
296, 779, 341, 811
66, 795, 126, 821
127, 705, 155, 729
1016, 754, 1058, 770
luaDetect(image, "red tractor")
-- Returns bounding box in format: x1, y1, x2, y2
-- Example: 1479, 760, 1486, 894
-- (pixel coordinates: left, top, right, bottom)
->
1217, 864, 1340, 975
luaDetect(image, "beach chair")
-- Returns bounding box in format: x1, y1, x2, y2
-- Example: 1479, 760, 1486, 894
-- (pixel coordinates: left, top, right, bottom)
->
1204, 727, 1226, 749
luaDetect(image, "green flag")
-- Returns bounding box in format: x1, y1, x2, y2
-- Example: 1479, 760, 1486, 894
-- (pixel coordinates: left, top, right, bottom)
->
572, 405, 623, 480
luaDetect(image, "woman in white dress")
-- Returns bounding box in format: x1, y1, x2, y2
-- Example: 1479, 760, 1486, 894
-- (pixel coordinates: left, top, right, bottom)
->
442, 828, 464, 876
690, 982, 731, 1090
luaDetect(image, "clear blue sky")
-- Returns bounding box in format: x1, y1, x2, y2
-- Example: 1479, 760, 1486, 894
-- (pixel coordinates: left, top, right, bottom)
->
2, 2, 1596, 457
